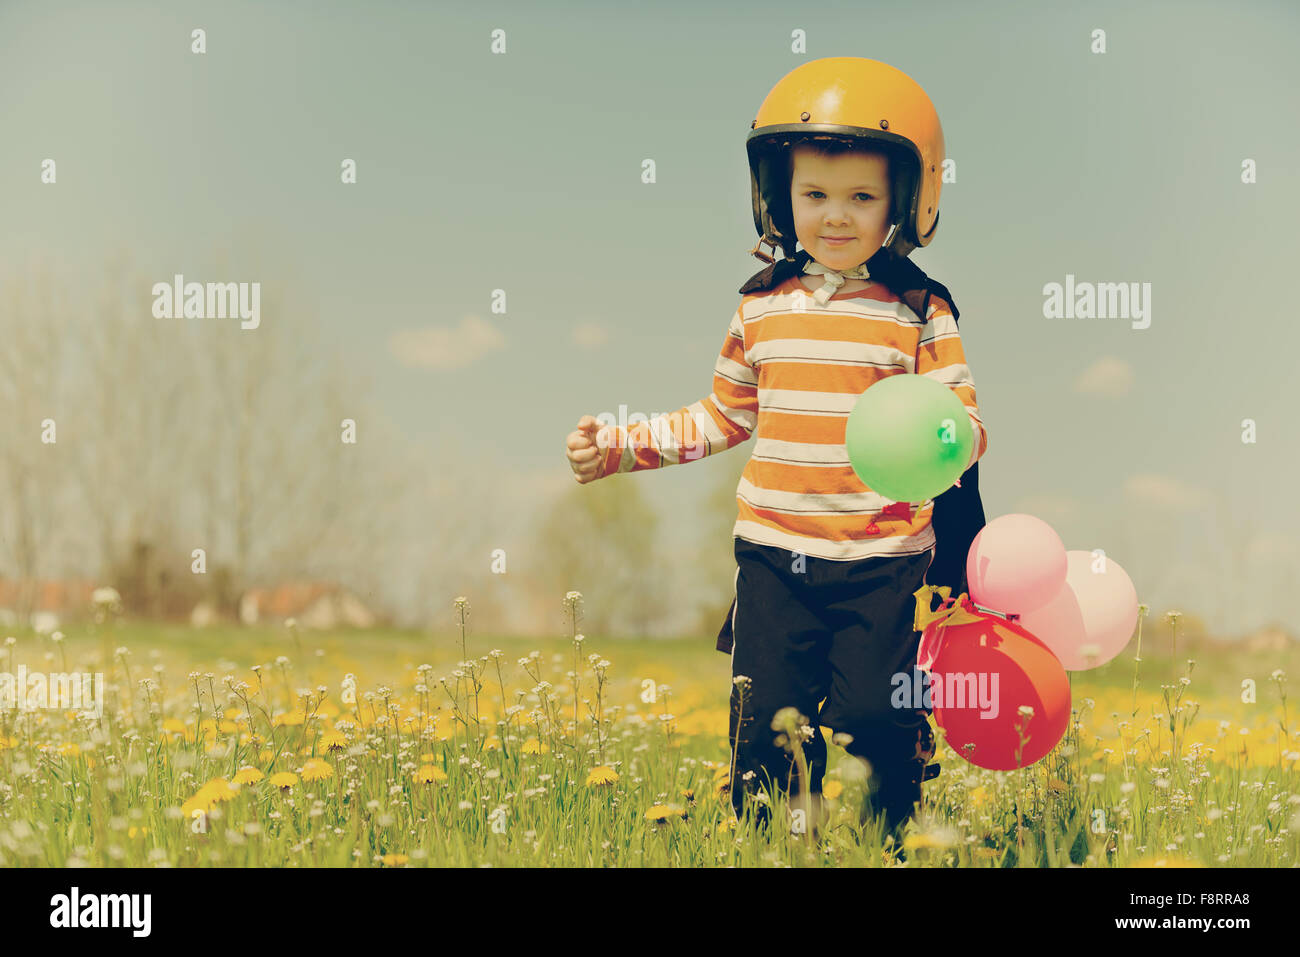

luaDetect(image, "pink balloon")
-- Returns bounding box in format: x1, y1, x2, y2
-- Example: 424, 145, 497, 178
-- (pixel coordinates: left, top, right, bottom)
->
966, 514, 1067, 615
1016, 550, 1139, 671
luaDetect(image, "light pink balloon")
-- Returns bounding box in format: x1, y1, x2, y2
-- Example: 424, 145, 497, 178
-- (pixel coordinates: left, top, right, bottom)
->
1016, 550, 1139, 671
966, 514, 1067, 615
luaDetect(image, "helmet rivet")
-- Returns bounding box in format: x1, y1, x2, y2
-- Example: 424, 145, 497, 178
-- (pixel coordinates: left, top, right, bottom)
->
880, 119, 889, 130
751, 120, 757, 129
800, 111, 810, 122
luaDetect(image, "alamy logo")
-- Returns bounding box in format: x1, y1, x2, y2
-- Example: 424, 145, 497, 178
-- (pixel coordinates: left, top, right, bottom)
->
0, 666, 103, 718
151, 274, 260, 329
1042, 274, 1151, 329
891, 668, 1000, 720
595, 404, 714, 460
49, 887, 151, 937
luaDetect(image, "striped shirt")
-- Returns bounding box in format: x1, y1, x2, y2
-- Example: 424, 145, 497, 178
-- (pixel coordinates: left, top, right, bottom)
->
598, 274, 988, 561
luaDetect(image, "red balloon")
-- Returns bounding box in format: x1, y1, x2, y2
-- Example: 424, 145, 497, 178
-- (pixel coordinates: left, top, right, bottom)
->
923, 607, 1070, 771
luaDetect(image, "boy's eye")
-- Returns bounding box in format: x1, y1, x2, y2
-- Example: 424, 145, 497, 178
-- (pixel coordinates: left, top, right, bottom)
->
805, 191, 873, 201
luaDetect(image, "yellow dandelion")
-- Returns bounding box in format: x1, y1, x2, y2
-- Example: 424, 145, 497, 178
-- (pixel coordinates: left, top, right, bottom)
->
717, 817, 737, 833
180, 780, 235, 819
269, 771, 298, 791
57, 742, 81, 757
181, 793, 213, 819
127, 826, 149, 839
319, 729, 347, 752
903, 831, 947, 852
969, 785, 988, 807
301, 757, 334, 782
381, 853, 409, 867
1047, 778, 1069, 794
418, 752, 437, 763
273, 709, 306, 728
162, 718, 187, 736
0, 735, 15, 750
415, 765, 447, 784
586, 766, 619, 787
521, 737, 550, 755
203, 777, 241, 802
232, 766, 264, 786
713, 766, 731, 795
822, 780, 844, 800
645, 804, 687, 824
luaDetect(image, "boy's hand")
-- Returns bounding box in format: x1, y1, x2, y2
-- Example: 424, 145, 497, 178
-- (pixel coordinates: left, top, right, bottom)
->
565, 415, 607, 484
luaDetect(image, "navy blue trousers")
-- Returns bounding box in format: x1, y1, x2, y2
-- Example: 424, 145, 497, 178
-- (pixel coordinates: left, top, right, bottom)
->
726, 537, 940, 837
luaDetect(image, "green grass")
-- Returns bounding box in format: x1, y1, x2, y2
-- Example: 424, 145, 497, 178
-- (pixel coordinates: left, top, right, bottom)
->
0, 604, 1295, 867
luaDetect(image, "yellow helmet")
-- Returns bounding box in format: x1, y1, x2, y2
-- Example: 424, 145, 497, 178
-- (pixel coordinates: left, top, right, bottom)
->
746, 57, 945, 264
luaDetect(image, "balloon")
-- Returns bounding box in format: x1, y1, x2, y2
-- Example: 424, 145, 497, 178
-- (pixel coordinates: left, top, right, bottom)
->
844, 374, 972, 503
920, 602, 1071, 770
967, 514, 1068, 615
1016, 550, 1139, 671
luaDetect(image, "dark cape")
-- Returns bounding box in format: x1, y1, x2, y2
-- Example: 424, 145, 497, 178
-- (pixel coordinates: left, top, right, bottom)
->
715, 246, 987, 654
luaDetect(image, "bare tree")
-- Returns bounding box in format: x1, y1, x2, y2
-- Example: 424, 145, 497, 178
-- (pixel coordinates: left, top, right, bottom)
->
177, 272, 424, 613
527, 472, 664, 638
6, 251, 428, 623
0, 257, 79, 618
2, 248, 606, 634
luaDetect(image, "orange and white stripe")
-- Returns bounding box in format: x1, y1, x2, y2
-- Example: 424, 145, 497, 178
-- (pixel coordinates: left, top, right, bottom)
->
599, 275, 987, 561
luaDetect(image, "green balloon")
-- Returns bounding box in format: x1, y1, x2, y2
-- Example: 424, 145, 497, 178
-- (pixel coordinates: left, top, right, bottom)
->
844, 374, 973, 502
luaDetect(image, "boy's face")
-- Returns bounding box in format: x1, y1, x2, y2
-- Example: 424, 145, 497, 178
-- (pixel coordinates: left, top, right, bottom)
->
789, 147, 893, 270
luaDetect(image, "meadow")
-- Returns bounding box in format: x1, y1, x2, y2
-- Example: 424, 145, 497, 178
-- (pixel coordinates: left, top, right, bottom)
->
0, 595, 1295, 868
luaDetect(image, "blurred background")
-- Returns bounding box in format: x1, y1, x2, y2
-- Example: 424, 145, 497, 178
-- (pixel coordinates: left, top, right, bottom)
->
0, 0, 1295, 644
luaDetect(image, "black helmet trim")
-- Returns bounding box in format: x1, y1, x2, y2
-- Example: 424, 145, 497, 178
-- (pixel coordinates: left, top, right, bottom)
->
746, 124, 924, 260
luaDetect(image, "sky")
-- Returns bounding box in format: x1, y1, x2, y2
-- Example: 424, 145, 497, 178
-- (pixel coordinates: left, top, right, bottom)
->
1, 0, 1297, 639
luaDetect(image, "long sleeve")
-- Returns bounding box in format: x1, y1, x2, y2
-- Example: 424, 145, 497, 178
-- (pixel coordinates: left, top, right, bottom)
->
599, 305, 757, 475
914, 298, 987, 469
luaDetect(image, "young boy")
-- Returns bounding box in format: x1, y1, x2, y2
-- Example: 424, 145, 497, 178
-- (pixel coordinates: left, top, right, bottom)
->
564, 58, 988, 848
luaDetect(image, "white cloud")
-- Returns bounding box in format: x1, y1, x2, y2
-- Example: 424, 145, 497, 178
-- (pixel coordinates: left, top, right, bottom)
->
388, 315, 505, 370
571, 322, 609, 349
1123, 473, 1212, 510
1074, 356, 1134, 397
